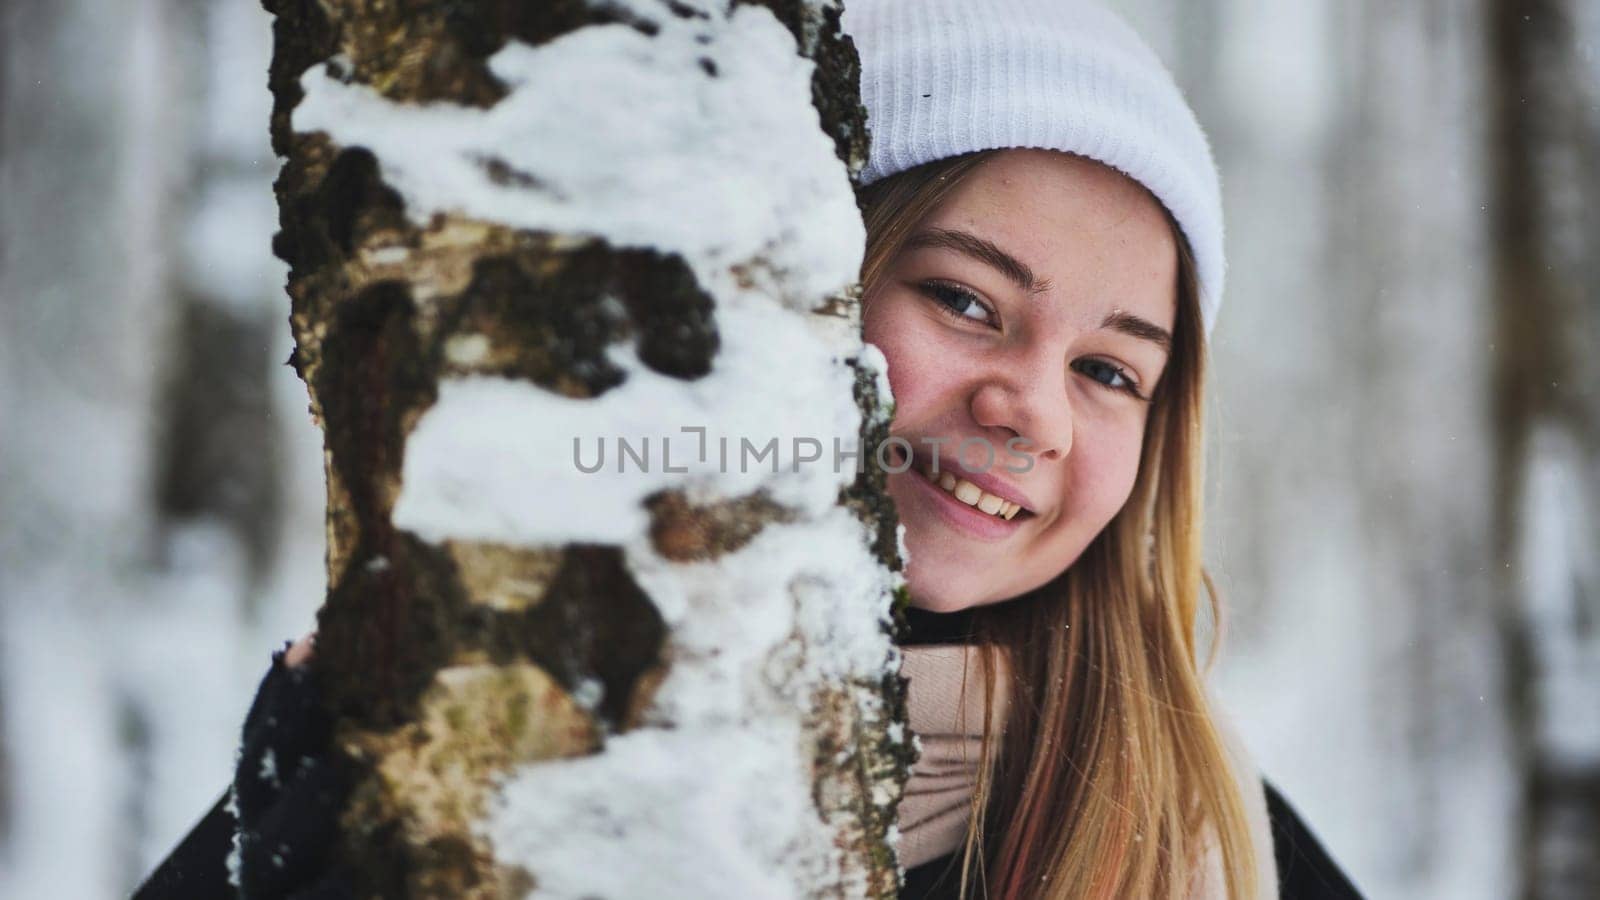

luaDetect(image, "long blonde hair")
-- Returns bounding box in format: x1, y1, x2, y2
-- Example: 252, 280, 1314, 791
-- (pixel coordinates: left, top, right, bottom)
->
861, 151, 1260, 899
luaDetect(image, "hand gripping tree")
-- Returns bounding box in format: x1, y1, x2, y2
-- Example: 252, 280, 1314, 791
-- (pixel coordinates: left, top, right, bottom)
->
263, 0, 911, 896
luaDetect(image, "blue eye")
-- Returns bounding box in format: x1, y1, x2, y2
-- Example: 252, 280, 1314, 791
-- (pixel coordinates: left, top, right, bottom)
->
917, 280, 995, 326
1073, 358, 1145, 399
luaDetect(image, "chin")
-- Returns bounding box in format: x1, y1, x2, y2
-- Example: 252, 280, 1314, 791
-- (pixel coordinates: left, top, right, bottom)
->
904, 555, 1071, 614
902, 562, 989, 612
907, 592, 978, 613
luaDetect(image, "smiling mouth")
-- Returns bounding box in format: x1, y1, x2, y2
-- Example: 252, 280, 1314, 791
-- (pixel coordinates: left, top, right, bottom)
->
891, 445, 1034, 522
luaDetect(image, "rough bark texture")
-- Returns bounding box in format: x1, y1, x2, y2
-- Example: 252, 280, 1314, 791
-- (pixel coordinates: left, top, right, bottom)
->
1489, 3, 1600, 898
265, 1, 904, 896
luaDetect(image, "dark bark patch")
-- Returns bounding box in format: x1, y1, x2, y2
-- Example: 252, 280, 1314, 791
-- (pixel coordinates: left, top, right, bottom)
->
493, 546, 667, 729
263, 0, 339, 157
282, 0, 666, 115
474, 154, 558, 194
315, 280, 436, 523
325, 539, 665, 736
275, 146, 410, 275
438, 254, 627, 396
606, 246, 720, 380
319, 531, 466, 731
646, 489, 794, 562
338, 816, 409, 899
810, 4, 872, 175
737, 0, 869, 173
412, 833, 488, 896
439, 244, 718, 393
324, 148, 409, 259
838, 355, 902, 571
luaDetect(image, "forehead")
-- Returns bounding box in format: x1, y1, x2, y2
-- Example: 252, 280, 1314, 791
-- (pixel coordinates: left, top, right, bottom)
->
913, 149, 1179, 326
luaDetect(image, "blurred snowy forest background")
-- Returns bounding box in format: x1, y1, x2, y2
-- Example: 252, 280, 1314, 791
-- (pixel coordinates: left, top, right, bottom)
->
1, 1, 1596, 898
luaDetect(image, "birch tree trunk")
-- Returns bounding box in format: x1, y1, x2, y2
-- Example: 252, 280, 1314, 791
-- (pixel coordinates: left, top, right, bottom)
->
264, 0, 909, 896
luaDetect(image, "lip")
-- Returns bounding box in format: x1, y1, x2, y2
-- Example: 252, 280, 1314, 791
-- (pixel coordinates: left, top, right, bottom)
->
889, 441, 1036, 538
901, 463, 1029, 541
911, 447, 1038, 514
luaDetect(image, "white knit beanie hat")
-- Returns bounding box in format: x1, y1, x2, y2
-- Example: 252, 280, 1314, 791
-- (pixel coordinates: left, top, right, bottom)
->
840, 0, 1227, 333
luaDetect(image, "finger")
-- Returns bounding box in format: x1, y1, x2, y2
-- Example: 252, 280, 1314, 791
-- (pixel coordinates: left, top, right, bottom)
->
284, 632, 317, 669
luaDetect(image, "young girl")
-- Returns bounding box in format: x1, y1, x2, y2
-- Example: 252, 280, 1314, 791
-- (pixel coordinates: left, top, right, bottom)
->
838, 0, 1274, 896
142, 1, 1365, 898
861, 143, 1270, 898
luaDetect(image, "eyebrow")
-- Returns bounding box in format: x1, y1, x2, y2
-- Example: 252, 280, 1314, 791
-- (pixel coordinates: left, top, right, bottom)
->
903, 227, 1173, 353
1102, 309, 1172, 353
902, 228, 1053, 295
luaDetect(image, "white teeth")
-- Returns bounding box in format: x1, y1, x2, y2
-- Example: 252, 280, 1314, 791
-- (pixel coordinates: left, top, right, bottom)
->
919, 461, 1024, 521
953, 481, 982, 504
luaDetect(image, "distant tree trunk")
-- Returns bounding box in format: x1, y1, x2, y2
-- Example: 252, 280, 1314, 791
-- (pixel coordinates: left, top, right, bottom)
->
265, 0, 908, 896
1489, 2, 1600, 898
0, 686, 6, 850
0, 0, 8, 847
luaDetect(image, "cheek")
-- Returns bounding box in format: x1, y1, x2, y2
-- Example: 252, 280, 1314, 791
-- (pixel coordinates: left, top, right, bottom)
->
863, 301, 945, 423
1060, 423, 1147, 527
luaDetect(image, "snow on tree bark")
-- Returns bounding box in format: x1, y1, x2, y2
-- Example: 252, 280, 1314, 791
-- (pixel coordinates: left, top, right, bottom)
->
264, 0, 910, 897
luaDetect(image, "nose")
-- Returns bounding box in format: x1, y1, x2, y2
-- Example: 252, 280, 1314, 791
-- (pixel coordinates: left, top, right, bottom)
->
968, 352, 1074, 464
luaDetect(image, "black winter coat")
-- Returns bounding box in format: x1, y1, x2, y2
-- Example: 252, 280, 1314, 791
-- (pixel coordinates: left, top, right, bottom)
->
136, 778, 1364, 898
137, 608, 1366, 899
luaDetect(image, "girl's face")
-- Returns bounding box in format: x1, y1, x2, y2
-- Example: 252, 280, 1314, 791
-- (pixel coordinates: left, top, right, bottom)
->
863, 149, 1178, 612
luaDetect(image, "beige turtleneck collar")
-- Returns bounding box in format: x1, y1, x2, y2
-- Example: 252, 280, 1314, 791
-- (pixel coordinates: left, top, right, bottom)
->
896, 643, 1008, 871
894, 642, 1280, 898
